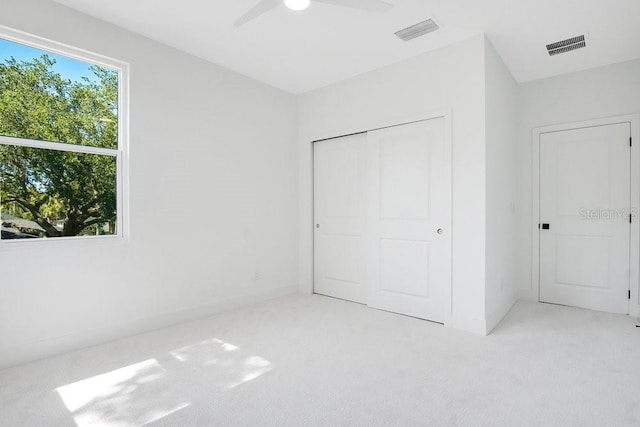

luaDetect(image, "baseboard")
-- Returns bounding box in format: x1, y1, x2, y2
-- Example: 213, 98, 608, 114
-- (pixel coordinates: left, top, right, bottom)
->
0, 285, 297, 370
485, 298, 518, 334
518, 288, 537, 302
448, 313, 487, 335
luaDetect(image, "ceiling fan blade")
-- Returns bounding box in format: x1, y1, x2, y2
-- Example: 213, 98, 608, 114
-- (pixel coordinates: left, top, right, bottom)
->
313, 0, 393, 13
234, 0, 281, 27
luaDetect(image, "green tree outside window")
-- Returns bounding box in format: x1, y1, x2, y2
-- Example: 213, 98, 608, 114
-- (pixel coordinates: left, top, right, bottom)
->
0, 41, 120, 240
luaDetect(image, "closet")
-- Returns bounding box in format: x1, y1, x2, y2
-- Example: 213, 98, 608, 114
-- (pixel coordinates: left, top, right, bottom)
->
313, 118, 451, 322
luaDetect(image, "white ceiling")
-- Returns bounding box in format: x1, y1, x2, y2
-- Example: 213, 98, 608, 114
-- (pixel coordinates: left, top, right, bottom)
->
53, 0, 640, 94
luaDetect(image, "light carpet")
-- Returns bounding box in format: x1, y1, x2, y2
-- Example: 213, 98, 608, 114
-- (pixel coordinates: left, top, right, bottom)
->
1, 295, 639, 426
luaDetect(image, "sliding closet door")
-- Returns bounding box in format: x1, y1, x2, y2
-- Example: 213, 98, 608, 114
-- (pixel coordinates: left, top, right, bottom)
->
366, 119, 451, 322
313, 133, 368, 304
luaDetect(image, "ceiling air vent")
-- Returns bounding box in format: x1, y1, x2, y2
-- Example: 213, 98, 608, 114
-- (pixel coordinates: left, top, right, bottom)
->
546, 35, 586, 56
395, 19, 439, 42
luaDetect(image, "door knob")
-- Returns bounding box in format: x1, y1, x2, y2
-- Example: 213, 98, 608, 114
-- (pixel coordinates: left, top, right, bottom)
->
437, 228, 444, 235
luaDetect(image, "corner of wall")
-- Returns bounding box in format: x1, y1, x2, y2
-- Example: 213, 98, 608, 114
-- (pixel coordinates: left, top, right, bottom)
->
483, 34, 519, 332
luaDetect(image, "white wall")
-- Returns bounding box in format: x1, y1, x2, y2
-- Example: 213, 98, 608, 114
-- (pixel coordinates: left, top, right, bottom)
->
298, 35, 489, 333
484, 40, 519, 332
0, 0, 299, 368
8, 0, 633, 367
517, 59, 640, 304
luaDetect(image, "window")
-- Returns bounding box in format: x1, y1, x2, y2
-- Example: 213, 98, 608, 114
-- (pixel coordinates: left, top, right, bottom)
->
0, 28, 128, 241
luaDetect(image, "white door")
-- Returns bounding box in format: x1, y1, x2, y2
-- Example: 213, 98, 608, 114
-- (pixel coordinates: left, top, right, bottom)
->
313, 133, 367, 303
366, 119, 451, 322
539, 123, 631, 313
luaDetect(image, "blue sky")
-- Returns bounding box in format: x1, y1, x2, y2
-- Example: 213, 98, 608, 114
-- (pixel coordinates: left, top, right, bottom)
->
0, 37, 99, 83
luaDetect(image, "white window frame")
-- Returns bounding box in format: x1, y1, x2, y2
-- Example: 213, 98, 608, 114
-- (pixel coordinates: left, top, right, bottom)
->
0, 25, 129, 244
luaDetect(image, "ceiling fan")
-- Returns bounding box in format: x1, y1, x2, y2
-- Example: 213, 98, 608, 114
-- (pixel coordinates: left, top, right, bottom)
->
234, 0, 394, 27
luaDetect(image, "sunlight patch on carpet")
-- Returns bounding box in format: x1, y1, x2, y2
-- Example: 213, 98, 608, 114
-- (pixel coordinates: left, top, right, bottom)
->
56, 359, 190, 427
170, 338, 273, 389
